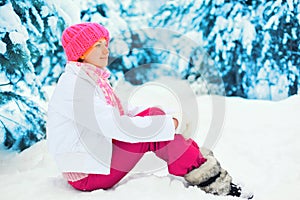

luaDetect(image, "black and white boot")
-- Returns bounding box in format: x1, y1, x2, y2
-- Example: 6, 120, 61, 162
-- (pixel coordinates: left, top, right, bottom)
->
229, 183, 254, 199
184, 147, 254, 199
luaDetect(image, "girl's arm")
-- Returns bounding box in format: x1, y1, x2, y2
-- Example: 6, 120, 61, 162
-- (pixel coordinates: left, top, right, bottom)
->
49, 73, 176, 143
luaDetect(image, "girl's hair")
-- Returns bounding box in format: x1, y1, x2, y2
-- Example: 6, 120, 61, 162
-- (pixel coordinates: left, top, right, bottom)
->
77, 57, 84, 62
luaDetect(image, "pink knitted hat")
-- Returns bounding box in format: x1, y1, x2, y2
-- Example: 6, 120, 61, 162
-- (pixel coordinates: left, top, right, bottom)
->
61, 22, 110, 61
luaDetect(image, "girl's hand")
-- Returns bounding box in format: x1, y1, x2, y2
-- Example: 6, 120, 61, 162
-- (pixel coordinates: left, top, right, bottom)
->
173, 117, 179, 129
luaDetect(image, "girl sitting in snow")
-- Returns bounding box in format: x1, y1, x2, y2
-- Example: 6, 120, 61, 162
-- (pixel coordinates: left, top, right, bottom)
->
47, 22, 247, 198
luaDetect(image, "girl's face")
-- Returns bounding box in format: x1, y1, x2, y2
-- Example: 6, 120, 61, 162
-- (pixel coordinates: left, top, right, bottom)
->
82, 38, 109, 68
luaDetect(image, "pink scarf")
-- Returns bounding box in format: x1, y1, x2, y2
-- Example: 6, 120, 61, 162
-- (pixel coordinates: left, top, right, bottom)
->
73, 61, 124, 115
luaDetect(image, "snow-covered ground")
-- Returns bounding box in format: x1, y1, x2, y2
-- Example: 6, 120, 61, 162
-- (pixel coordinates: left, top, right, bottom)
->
0, 94, 300, 200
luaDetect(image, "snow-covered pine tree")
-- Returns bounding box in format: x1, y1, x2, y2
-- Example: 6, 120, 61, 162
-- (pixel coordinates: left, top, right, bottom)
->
0, 0, 66, 151
151, 0, 300, 100
248, 0, 300, 100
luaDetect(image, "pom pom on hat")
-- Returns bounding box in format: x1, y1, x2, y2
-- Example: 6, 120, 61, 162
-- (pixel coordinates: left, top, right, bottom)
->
61, 22, 110, 61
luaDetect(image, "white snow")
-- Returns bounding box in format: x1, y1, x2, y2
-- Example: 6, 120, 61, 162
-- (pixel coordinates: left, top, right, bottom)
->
242, 20, 256, 55
287, 0, 294, 12
47, 16, 59, 34
0, 40, 6, 54
215, 16, 228, 31
40, 5, 50, 18
0, 3, 22, 32
50, 0, 81, 25
9, 31, 27, 45
0, 3, 29, 43
1, 93, 300, 200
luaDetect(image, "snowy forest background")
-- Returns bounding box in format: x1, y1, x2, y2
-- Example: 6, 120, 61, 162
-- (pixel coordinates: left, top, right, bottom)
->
0, 0, 299, 152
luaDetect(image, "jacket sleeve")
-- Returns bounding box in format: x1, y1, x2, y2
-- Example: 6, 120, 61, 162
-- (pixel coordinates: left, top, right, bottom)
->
50, 72, 176, 143
124, 103, 150, 117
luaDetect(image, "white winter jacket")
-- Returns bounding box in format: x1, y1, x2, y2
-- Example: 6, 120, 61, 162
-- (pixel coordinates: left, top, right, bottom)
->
46, 62, 175, 174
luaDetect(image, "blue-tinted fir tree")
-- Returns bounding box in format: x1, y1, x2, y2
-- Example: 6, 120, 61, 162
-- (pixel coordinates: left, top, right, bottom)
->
0, 0, 67, 151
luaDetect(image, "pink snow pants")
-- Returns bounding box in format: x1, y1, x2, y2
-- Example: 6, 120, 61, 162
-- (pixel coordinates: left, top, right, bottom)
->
68, 107, 206, 191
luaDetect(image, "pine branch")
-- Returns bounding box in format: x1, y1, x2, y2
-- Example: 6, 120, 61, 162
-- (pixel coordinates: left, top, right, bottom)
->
13, 99, 23, 113
0, 114, 27, 128
290, 51, 300, 56
0, 119, 16, 149
0, 82, 12, 87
